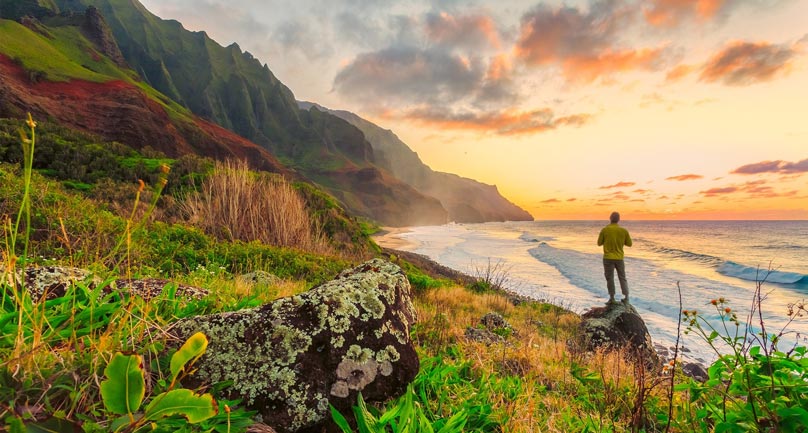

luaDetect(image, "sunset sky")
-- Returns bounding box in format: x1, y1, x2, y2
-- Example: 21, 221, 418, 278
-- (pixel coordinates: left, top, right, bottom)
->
140, 0, 808, 220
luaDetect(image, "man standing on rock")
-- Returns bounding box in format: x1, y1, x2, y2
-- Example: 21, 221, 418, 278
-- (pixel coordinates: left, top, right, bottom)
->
597, 211, 632, 304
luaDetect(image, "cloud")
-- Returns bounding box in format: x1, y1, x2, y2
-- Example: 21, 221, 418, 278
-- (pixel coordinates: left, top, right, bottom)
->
632, 188, 652, 194
425, 11, 502, 49
567, 198, 578, 202
666, 173, 704, 181
700, 41, 799, 86
514, 2, 669, 82
643, 0, 730, 27
731, 158, 808, 174
665, 64, 695, 82
541, 198, 561, 203
391, 107, 591, 135
600, 181, 636, 189
700, 186, 739, 197
333, 47, 487, 107
273, 20, 335, 60
700, 180, 798, 198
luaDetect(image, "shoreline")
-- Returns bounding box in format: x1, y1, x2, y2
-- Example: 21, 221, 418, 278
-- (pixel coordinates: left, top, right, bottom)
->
372, 227, 419, 250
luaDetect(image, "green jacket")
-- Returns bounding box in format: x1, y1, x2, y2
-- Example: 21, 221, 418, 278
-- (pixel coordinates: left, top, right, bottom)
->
597, 223, 632, 260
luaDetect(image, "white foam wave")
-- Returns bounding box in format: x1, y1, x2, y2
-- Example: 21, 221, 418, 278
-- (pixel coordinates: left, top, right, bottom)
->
717, 262, 807, 285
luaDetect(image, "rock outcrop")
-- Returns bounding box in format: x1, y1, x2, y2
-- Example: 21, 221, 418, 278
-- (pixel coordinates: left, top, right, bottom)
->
81, 6, 127, 67
166, 259, 419, 433
2, 265, 208, 301
573, 302, 659, 367
465, 312, 515, 345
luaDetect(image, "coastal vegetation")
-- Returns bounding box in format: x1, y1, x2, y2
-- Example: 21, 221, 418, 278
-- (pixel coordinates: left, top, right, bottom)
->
2, 117, 807, 432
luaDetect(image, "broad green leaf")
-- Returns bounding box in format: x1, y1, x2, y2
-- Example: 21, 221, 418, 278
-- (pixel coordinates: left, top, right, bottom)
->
100, 353, 145, 415
170, 332, 208, 382
143, 389, 217, 423
330, 405, 353, 433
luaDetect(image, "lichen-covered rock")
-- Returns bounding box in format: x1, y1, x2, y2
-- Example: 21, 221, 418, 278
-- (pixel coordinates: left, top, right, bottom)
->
465, 311, 515, 345
166, 259, 419, 433
2, 266, 207, 302
236, 270, 281, 287
15, 266, 98, 301
110, 278, 208, 300
464, 327, 504, 345
573, 303, 659, 368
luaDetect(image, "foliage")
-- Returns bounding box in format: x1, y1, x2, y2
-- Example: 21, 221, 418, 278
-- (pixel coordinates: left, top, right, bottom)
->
99, 333, 217, 432
182, 159, 328, 253
469, 258, 514, 293
677, 294, 808, 432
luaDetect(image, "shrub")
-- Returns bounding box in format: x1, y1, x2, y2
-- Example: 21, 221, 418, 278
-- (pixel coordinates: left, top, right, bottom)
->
182, 159, 330, 253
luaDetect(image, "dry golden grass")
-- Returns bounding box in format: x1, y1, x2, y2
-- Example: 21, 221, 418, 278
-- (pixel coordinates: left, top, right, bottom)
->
412, 284, 670, 432
182, 159, 331, 254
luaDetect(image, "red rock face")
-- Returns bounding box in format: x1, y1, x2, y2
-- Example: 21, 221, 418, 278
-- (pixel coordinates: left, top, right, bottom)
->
0, 54, 289, 175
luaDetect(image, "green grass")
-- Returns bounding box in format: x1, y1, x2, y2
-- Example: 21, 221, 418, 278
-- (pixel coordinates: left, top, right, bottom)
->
0, 20, 111, 82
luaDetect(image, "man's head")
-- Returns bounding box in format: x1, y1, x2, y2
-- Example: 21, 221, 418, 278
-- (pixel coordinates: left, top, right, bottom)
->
610, 212, 620, 223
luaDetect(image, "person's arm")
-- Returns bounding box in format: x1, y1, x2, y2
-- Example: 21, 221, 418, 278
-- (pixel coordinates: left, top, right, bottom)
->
625, 230, 633, 247
597, 229, 605, 246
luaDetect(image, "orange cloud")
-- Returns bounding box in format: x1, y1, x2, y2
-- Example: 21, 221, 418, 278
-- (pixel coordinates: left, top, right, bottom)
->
561, 48, 668, 83
486, 54, 512, 81
393, 108, 591, 135
426, 11, 501, 49
700, 41, 799, 86
644, 0, 727, 27
666, 173, 703, 181
700, 186, 739, 197
600, 181, 636, 189
665, 64, 695, 82
699, 180, 798, 198
514, 3, 668, 82
541, 198, 561, 203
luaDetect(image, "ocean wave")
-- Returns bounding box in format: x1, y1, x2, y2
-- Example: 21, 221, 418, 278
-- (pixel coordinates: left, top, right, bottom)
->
650, 246, 723, 266
717, 262, 807, 285
750, 244, 806, 250
519, 232, 556, 243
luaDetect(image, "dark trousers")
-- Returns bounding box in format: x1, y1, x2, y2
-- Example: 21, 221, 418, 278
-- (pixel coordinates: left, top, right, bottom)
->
603, 259, 628, 298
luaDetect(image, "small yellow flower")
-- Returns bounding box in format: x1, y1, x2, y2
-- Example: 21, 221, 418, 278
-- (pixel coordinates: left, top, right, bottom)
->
137, 179, 145, 192
26, 113, 37, 129
160, 164, 170, 174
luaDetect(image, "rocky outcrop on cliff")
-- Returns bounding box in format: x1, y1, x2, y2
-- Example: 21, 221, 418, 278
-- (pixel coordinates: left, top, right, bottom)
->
166, 259, 419, 433
81, 6, 126, 67
573, 302, 660, 368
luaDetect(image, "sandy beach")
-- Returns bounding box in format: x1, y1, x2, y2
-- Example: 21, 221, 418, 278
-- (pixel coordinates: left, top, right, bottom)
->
372, 227, 418, 250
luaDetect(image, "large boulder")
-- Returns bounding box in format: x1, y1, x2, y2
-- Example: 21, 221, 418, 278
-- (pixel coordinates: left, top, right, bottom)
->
574, 302, 659, 368
166, 259, 419, 433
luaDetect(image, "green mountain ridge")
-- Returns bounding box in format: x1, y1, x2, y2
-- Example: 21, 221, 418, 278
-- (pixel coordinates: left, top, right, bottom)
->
298, 101, 534, 223
1, 0, 449, 226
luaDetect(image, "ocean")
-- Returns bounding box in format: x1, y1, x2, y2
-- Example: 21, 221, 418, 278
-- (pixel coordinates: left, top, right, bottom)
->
379, 220, 808, 363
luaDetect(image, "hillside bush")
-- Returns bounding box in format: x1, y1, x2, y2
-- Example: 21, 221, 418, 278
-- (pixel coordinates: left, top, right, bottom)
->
182, 159, 330, 253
